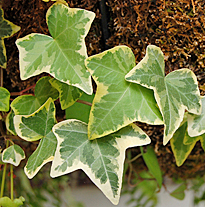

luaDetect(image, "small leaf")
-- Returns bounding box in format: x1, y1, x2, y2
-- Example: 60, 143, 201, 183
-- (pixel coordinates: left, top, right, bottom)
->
11, 76, 59, 115
6, 110, 17, 135
49, 78, 83, 109
51, 119, 151, 205
0, 8, 20, 68
2, 144, 25, 166
85, 45, 163, 140
16, 3, 95, 94
188, 96, 205, 137
14, 98, 57, 178
141, 145, 162, 188
0, 87, 10, 111
0, 196, 25, 207
170, 183, 186, 200
170, 121, 196, 166
66, 92, 94, 123
125, 45, 201, 145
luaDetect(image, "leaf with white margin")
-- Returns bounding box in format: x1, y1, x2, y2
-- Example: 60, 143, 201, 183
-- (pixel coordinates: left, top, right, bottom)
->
85, 46, 163, 140
125, 45, 201, 145
188, 96, 205, 137
14, 98, 57, 178
49, 78, 83, 110
6, 110, 17, 135
11, 76, 59, 115
51, 119, 151, 205
0, 8, 20, 68
16, 3, 95, 95
2, 144, 25, 166
0, 87, 10, 111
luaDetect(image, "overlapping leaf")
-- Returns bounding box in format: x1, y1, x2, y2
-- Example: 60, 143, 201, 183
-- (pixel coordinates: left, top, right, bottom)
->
49, 78, 83, 110
14, 98, 57, 178
2, 144, 25, 166
188, 96, 205, 137
51, 119, 151, 205
85, 46, 163, 140
16, 3, 95, 95
0, 8, 20, 68
11, 76, 59, 115
125, 45, 201, 145
0, 87, 10, 111
6, 110, 17, 135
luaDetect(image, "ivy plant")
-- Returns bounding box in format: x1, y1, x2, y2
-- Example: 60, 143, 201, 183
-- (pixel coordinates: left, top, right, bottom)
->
0, 1, 204, 206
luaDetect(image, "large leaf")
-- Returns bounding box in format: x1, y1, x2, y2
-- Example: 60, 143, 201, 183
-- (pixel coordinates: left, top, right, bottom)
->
125, 45, 201, 145
51, 119, 151, 205
188, 96, 205, 137
85, 46, 163, 140
140, 145, 162, 188
0, 8, 20, 68
0, 87, 10, 111
2, 144, 25, 166
11, 76, 59, 115
66, 92, 94, 123
14, 98, 57, 178
16, 3, 95, 95
49, 78, 83, 110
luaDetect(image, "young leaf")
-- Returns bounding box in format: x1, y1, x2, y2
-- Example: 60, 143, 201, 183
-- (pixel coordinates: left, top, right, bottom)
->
0, 87, 10, 111
170, 121, 197, 166
140, 145, 162, 188
14, 98, 57, 178
0, 8, 20, 68
6, 110, 17, 135
16, 3, 95, 95
85, 46, 163, 140
49, 78, 83, 109
125, 45, 201, 145
2, 144, 25, 166
188, 96, 205, 137
170, 183, 186, 200
11, 76, 59, 115
51, 119, 151, 205
66, 92, 94, 123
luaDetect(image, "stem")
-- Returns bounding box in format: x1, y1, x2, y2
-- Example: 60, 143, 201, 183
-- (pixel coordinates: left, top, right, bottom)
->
0, 163, 7, 198
128, 153, 142, 163
76, 99, 92, 106
10, 84, 36, 96
10, 165, 13, 201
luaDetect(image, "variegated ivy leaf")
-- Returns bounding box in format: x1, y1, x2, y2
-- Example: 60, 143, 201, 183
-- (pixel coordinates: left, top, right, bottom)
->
188, 96, 205, 137
0, 87, 10, 111
5, 110, 17, 135
11, 76, 59, 115
51, 119, 151, 205
125, 45, 201, 145
85, 46, 163, 140
14, 98, 57, 178
49, 78, 83, 110
0, 8, 20, 68
2, 144, 25, 166
16, 3, 95, 95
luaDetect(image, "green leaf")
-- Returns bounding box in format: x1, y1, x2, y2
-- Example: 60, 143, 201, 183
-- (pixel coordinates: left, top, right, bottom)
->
170, 183, 186, 200
6, 110, 17, 135
16, 3, 95, 95
85, 46, 163, 140
11, 76, 59, 115
140, 145, 162, 188
0, 87, 10, 111
49, 78, 83, 109
0, 8, 20, 68
188, 96, 205, 137
51, 119, 151, 205
2, 144, 25, 166
66, 92, 94, 123
0, 196, 25, 207
170, 121, 197, 166
125, 45, 201, 145
14, 98, 57, 178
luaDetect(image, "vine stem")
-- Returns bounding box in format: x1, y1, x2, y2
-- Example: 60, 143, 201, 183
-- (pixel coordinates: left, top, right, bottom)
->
10, 165, 13, 201
76, 99, 92, 106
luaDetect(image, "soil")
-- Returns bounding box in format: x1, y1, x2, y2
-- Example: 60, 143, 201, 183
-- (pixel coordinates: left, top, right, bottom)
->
1, 0, 205, 182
